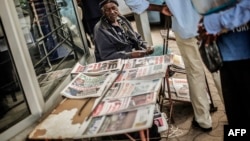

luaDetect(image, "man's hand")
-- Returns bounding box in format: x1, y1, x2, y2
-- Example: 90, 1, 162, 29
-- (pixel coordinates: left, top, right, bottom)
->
161, 5, 172, 16
131, 50, 147, 58
197, 18, 217, 47
147, 4, 172, 16
146, 47, 154, 55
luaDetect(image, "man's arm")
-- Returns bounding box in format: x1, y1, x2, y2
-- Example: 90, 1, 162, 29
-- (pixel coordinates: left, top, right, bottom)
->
203, 0, 250, 34
147, 4, 172, 16
124, 0, 172, 16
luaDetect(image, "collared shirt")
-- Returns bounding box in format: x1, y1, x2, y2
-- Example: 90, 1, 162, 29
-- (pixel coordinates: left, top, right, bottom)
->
203, 0, 250, 61
124, 0, 150, 14
203, 0, 250, 34
124, 0, 201, 39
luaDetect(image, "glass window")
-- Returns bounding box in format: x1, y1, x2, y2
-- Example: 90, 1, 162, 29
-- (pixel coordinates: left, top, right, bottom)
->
15, 0, 88, 100
0, 18, 31, 134
0, 0, 90, 140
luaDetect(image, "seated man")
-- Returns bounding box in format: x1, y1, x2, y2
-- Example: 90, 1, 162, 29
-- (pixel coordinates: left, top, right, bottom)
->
94, 0, 153, 62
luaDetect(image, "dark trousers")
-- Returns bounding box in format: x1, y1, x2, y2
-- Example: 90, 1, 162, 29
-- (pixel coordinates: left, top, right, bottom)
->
220, 59, 250, 126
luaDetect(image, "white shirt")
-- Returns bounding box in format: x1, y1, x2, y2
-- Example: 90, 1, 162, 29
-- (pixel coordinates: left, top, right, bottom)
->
124, 0, 201, 39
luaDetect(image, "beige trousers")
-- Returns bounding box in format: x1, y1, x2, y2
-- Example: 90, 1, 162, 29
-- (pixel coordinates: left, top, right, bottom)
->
174, 32, 213, 128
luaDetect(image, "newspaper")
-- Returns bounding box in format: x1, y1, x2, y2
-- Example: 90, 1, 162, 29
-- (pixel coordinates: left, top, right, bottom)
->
87, 78, 162, 118
91, 92, 158, 117
172, 78, 190, 99
37, 68, 71, 86
103, 78, 162, 100
124, 55, 171, 69
70, 62, 85, 78
65, 55, 169, 137
116, 63, 167, 82
61, 72, 117, 99
169, 54, 185, 70
153, 112, 168, 133
71, 59, 123, 77
78, 105, 155, 138
165, 78, 176, 93
165, 78, 191, 102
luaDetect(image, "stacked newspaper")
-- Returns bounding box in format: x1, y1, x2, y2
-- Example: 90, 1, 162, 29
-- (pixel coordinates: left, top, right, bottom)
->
91, 78, 162, 117
165, 77, 191, 102
77, 105, 155, 138
62, 56, 171, 138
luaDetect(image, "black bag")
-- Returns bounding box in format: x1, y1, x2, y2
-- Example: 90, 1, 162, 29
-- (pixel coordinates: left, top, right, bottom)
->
199, 40, 223, 73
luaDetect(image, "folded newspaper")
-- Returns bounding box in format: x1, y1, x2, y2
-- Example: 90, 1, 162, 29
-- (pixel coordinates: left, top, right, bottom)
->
61, 72, 117, 99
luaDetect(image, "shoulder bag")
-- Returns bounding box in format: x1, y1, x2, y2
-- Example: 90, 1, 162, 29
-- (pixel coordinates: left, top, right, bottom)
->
199, 40, 223, 73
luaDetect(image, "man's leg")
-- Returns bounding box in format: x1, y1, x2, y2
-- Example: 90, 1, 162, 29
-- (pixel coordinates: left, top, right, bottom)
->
212, 71, 224, 103
174, 32, 212, 129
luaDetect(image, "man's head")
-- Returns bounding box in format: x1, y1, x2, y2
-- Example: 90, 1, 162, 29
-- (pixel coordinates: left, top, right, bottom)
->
99, 0, 120, 23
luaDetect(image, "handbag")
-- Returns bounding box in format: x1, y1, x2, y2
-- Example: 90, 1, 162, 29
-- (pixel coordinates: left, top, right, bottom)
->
199, 40, 223, 73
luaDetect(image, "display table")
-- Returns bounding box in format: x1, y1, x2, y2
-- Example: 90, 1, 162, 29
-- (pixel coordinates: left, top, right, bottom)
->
28, 97, 156, 141
28, 56, 170, 141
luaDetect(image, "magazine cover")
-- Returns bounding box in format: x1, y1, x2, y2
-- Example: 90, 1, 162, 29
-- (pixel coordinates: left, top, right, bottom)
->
61, 72, 116, 99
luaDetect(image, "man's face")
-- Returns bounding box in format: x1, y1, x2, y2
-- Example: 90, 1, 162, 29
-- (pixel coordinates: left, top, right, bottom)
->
102, 3, 119, 23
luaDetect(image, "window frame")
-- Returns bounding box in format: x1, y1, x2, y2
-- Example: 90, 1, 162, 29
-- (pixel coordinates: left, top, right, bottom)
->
0, 0, 66, 140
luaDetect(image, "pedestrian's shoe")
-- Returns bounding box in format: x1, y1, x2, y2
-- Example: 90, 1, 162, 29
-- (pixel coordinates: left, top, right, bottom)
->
192, 119, 212, 132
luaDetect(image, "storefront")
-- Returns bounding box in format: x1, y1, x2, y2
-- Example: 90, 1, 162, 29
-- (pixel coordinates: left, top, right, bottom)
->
0, 0, 90, 140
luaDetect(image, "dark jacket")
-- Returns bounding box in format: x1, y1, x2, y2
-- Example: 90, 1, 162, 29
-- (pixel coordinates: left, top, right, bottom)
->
94, 15, 147, 62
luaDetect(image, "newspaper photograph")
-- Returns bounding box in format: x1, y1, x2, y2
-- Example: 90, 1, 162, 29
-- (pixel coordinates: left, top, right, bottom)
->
61, 72, 115, 99
153, 112, 168, 133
